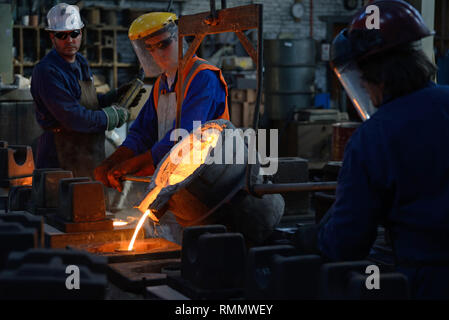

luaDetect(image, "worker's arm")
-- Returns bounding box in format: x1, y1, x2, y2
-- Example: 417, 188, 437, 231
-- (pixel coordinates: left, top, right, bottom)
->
150, 69, 227, 165
318, 119, 392, 261
121, 86, 159, 154
32, 64, 107, 133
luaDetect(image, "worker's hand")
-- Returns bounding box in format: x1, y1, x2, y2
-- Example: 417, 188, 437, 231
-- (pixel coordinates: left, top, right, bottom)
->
128, 87, 146, 109
102, 105, 130, 130
94, 161, 113, 187
117, 81, 146, 109
94, 146, 135, 188
107, 151, 155, 192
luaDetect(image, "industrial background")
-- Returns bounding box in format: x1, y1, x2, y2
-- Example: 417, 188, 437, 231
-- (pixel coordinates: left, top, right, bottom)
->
0, 0, 448, 300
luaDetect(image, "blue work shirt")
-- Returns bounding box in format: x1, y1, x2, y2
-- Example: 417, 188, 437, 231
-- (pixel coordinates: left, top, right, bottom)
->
122, 69, 227, 165
30, 49, 111, 168
318, 82, 449, 299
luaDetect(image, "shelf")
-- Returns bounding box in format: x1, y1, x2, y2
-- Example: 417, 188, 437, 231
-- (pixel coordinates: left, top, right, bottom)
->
91, 63, 114, 67
14, 24, 129, 31
13, 25, 44, 29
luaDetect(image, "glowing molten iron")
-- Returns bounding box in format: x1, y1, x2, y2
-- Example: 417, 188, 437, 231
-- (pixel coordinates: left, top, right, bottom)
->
127, 123, 222, 251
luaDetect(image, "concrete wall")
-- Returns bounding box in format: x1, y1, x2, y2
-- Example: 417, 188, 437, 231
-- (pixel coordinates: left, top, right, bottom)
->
181, 0, 360, 40
82, 0, 364, 90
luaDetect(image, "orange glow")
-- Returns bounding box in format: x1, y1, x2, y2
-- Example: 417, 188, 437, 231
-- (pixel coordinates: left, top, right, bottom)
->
352, 98, 368, 121
137, 185, 162, 215
156, 126, 221, 187
128, 209, 150, 251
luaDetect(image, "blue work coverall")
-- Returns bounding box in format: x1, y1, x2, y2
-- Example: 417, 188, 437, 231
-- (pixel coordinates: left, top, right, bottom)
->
31, 49, 110, 169
318, 82, 449, 299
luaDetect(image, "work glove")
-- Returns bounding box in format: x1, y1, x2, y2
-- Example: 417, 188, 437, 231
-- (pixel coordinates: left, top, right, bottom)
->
117, 80, 146, 109
107, 151, 155, 192
102, 105, 130, 131
94, 146, 135, 188
292, 224, 320, 255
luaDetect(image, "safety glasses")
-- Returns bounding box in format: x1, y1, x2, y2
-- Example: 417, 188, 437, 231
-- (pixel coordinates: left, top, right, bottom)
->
54, 30, 81, 40
145, 35, 176, 52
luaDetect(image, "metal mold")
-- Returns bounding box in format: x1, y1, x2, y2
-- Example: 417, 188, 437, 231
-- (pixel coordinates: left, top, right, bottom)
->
7, 185, 32, 211
4, 248, 108, 274
0, 221, 37, 269
0, 255, 107, 299
245, 244, 298, 299
45, 213, 113, 233
31, 168, 73, 213
181, 225, 227, 281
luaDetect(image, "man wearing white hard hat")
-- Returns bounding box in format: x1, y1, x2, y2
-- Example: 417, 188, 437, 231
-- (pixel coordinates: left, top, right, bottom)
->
30, 3, 142, 178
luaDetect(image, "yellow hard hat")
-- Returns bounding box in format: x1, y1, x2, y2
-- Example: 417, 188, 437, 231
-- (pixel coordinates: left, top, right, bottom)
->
129, 12, 178, 41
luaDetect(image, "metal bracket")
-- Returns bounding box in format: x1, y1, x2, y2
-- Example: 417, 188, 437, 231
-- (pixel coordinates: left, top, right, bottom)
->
175, 3, 263, 133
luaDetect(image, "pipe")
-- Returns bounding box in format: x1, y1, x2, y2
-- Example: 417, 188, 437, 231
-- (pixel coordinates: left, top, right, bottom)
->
252, 181, 337, 196
245, 4, 264, 198
253, 5, 263, 131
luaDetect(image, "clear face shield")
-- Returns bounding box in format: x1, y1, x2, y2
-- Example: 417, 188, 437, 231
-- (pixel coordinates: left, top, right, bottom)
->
130, 23, 179, 78
331, 60, 377, 121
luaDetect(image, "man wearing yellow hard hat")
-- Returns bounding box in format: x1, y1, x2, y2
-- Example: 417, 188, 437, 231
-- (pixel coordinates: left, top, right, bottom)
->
94, 12, 230, 191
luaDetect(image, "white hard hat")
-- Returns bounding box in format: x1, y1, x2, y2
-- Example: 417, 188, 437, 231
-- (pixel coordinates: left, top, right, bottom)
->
46, 3, 84, 32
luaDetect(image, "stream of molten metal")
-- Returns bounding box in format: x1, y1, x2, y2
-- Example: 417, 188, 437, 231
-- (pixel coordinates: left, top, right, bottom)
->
127, 209, 160, 251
